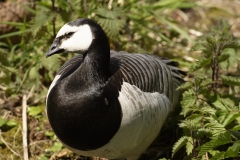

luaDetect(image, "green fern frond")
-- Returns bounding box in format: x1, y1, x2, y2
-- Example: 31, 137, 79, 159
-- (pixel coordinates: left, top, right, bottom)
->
181, 89, 196, 116
212, 96, 227, 111
218, 52, 230, 63
186, 113, 202, 121
29, 10, 57, 37
195, 128, 212, 139
179, 119, 201, 130
201, 43, 215, 57
230, 125, 240, 131
208, 150, 221, 157
95, 7, 126, 38
205, 117, 226, 136
210, 152, 225, 160
224, 141, 240, 158
197, 131, 232, 157
190, 57, 212, 72
201, 106, 216, 115
172, 136, 189, 157
206, 36, 216, 47
200, 78, 212, 88
177, 81, 192, 90
222, 112, 240, 127
186, 136, 193, 155
221, 75, 240, 86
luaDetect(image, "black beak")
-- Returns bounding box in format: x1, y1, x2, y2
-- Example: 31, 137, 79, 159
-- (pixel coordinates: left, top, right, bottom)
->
46, 39, 65, 58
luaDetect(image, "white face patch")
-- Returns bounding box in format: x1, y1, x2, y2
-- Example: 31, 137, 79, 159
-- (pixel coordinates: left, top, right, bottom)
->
56, 24, 93, 53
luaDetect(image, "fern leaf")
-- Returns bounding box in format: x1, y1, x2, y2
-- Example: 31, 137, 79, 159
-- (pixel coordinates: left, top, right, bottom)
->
212, 96, 227, 110
197, 132, 232, 157
172, 136, 189, 157
221, 97, 237, 110
201, 43, 214, 56
202, 106, 217, 115
186, 113, 202, 121
217, 110, 229, 125
210, 152, 225, 160
224, 141, 240, 158
195, 128, 212, 139
206, 36, 217, 46
208, 150, 221, 156
200, 78, 212, 87
29, 10, 57, 37
186, 136, 193, 155
221, 75, 240, 86
222, 112, 240, 127
217, 131, 232, 142
230, 125, 240, 131
218, 52, 230, 63
190, 57, 212, 72
181, 89, 196, 116
95, 7, 126, 38
177, 81, 192, 90
179, 119, 201, 130
205, 117, 226, 136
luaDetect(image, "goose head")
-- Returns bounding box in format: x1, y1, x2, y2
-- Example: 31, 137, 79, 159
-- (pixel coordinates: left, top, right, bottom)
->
46, 18, 109, 57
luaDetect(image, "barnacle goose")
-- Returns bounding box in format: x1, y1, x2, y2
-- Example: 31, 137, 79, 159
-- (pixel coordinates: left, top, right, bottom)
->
46, 18, 184, 160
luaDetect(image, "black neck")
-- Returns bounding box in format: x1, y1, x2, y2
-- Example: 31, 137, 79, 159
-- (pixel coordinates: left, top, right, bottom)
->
68, 36, 110, 91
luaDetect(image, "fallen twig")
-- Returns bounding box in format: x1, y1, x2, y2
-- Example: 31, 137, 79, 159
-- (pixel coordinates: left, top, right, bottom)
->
22, 85, 35, 160
206, 152, 209, 160
22, 94, 28, 160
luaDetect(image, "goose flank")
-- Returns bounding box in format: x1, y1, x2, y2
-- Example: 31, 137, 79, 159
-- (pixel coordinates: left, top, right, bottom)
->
46, 18, 185, 160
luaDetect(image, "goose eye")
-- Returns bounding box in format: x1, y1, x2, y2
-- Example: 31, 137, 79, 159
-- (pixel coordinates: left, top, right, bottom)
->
66, 32, 74, 37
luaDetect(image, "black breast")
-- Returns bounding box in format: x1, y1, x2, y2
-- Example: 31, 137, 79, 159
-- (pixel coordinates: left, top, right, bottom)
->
47, 59, 123, 151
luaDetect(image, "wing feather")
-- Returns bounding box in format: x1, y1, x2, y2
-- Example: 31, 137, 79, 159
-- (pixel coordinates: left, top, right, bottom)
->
109, 51, 185, 109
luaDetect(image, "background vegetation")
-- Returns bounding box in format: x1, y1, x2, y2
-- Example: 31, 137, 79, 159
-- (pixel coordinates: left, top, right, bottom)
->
0, 0, 239, 159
